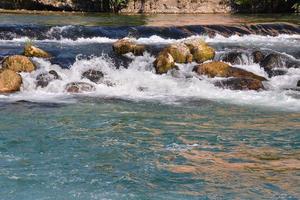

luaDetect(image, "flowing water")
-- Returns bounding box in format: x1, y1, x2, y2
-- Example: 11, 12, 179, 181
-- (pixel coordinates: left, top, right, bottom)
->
0, 13, 300, 200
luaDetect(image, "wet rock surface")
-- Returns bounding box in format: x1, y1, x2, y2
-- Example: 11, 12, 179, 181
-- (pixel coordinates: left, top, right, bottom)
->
252, 50, 265, 64
24, 44, 50, 58
65, 82, 95, 93
222, 51, 244, 65
194, 61, 267, 81
184, 38, 215, 63
154, 52, 176, 74
0, 69, 22, 93
112, 39, 145, 56
215, 77, 265, 91
2, 55, 35, 73
260, 53, 300, 77
82, 69, 104, 83
36, 70, 60, 88
163, 43, 193, 63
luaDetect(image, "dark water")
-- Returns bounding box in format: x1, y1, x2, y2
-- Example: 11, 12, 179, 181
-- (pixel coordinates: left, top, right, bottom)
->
0, 13, 300, 200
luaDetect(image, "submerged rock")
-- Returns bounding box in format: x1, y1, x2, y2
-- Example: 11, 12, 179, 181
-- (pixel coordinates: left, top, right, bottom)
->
222, 51, 244, 65
24, 44, 50, 58
36, 70, 60, 88
184, 38, 215, 63
82, 69, 104, 83
193, 61, 267, 81
260, 53, 299, 77
112, 39, 145, 56
65, 82, 95, 93
252, 50, 265, 64
2, 55, 35, 73
0, 69, 22, 93
163, 43, 193, 63
215, 78, 265, 91
153, 51, 176, 74
49, 70, 60, 80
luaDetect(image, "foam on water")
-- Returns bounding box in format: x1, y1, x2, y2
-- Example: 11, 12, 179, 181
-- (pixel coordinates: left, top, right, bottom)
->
0, 34, 300, 111
0, 33, 299, 46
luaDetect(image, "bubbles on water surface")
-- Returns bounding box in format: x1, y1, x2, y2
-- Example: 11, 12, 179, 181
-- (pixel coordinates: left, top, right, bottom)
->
0, 33, 299, 111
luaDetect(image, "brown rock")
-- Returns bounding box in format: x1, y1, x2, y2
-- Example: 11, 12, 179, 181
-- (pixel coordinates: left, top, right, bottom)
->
194, 61, 267, 81
163, 43, 193, 63
112, 39, 145, 56
2, 55, 35, 73
24, 44, 50, 58
153, 51, 176, 74
184, 38, 215, 63
215, 78, 265, 91
0, 69, 22, 93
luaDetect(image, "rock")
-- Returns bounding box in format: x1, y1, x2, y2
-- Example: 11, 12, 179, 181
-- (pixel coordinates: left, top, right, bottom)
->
82, 69, 104, 83
112, 39, 145, 56
2, 55, 35, 72
193, 61, 267, 81
0, 69, 22, 93
297, 80, 300, 87
252, 50, 265, 63
260, 53, 300, 77
24, 44, 50, 58
153, 51, 176, 74
184, 38, 215, 63
36, 70, 60, 88
163, 43, 193, 63
222, 51, 244, 65
65, 82, 95, 93
215, 78, 265, 91
49, 70, 60, 80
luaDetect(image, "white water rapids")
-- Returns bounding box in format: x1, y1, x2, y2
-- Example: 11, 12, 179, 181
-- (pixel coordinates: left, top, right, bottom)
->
0, 34, 300, 111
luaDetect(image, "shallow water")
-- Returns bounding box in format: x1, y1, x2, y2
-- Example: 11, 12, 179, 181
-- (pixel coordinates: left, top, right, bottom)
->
0, 100, 299, 199
0, 13, 300, 200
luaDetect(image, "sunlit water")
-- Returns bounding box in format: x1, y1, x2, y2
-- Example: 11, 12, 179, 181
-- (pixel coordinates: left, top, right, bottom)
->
0, 13, 299, 200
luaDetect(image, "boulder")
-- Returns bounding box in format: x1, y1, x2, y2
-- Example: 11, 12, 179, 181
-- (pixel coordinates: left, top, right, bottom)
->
297, 80, 300, 87
49, 70, 60, 80
193, 61, 267, 81
163, 43, 193, 63
0, 69, 22, 93
65, 82, 95, 93
214, 78, 265, 91
82, 69, 104, 83
24, 44, 50, 58
184, 38, 215, 63
222, 51, 244, 65
2, 55, 35, 73
252, 50, 265, 63
153, 51, 176, 74
112, 39, 145, 56
36, 70, 60, 88
260, 53, 300, 77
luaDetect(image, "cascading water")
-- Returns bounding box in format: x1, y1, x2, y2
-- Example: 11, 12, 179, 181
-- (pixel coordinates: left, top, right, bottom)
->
0, 24, 299, 111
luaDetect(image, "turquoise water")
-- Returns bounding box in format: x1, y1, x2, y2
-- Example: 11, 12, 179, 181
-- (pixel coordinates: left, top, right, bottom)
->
0, 99, 299, 199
